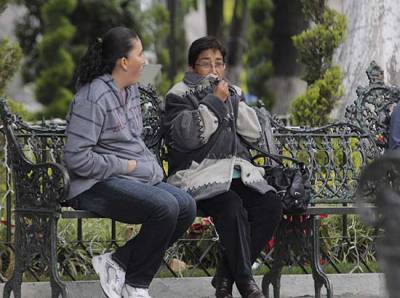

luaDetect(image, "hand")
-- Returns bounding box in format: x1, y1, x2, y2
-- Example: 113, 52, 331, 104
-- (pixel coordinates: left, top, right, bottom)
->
127, 160, 137, 173
213, 80, 229, 102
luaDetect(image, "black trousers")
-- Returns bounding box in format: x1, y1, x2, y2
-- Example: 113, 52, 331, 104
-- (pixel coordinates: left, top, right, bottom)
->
197, 179, 282, 282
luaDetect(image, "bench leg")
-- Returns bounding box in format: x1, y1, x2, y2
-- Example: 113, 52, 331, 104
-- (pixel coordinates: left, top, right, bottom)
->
261, 218, 291, 298
261, 251, 283, 298
3, 214, 27, 298
50, 272, 68, 298
311, 216, 333, 298
48, 215, 68, 298
4, 213, 68, 298
3, 270, 22, 298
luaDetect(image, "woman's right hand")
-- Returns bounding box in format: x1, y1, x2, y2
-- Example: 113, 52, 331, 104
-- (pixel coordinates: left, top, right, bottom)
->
128, 160, 137, 173
213, 80, 229, 102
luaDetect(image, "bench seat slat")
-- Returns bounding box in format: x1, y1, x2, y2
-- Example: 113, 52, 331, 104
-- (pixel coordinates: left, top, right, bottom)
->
61, 210, 104, 218
307, 206, 375, 215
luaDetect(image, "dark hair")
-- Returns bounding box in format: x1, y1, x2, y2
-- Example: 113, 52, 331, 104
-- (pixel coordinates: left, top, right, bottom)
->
74, 26, 138, 88
188, 36, 226, 67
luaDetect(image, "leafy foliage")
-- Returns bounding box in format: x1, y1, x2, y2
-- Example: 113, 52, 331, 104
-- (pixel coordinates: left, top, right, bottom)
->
290, 1, 347, 126
0, 1, 30, 116
13, 0, 48, 83
69, 0, 145, 71
0, 39, 22, 95
320, 215, 376, 270
289, 66, 344, 126
246, 0, 274, 108
292, 9, 347, 85
15, 0, 145, 84
0, 0, 22, 95
34, 0, 77, 118
14, 0, 190, 115
145, 1, 192, 95
0, 0, 7, 12
143, 3, 173, 95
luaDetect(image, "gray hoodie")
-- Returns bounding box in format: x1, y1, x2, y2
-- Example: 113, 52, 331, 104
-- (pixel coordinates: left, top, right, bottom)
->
64, 74, 163, 200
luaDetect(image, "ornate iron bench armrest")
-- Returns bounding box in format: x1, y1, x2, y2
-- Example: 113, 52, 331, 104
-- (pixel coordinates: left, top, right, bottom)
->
33, 161, 70, 203
10, 157, 70, 212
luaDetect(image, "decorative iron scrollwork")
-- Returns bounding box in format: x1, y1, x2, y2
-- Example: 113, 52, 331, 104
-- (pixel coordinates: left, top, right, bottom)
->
345, 61, 400, 148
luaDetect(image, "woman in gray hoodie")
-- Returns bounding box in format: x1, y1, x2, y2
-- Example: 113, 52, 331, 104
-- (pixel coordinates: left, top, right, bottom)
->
64, 26, 196, 298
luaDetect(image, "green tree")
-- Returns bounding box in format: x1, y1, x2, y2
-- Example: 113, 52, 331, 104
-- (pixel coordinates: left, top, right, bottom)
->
289, 0, 347, 126
0, 1, 22, 95
143, 3, 171, 94
290, 66, 343, 126
13, 0, 47, 83
225, 0, 248, 84
0, 0, 27, 120
14, 0, 145, 85
14, 0, 187, 109
0, 0, 7, 11
34, 0, 77, 118
69, 0, 145, 73
0, 38, 22, 95
206, 0, 224, 40
246, 0, 275, 108
147, 0, 195, 94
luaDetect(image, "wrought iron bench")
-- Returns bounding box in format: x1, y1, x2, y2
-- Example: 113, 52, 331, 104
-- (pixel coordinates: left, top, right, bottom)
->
261, 61, 399, 298
0, 61, 398, 298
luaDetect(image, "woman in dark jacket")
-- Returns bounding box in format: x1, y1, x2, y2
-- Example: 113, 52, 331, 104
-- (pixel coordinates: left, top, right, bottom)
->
164, 36, 282, 298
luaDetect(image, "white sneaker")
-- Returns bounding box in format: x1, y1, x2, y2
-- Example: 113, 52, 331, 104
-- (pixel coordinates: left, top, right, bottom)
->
92, 252, 126, 298
122, 284, 152, 298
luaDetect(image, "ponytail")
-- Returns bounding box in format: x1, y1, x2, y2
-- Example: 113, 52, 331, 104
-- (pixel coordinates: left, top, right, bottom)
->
73, 38, 110, 89
74, 27, 138, 89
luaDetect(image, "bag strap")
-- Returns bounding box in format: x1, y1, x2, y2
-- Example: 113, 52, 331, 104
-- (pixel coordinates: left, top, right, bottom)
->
240, 137, 304, 166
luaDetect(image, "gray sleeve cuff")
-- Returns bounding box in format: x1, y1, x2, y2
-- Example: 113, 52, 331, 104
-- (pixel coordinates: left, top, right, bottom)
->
119, 158, 130, 175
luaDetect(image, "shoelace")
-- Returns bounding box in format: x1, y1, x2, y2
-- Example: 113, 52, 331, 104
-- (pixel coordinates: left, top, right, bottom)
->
123, 287, 151, 298
106, 262, 125, 293
136, 289, 151, 298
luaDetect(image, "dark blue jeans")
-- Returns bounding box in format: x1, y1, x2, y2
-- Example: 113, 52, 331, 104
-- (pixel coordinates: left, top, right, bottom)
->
73, 176, 196, 288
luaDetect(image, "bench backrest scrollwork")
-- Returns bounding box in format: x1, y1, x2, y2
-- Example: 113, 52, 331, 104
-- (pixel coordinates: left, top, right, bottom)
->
263, 61, 397, 205
268, 120, 379, 204
344, 61, 400, 149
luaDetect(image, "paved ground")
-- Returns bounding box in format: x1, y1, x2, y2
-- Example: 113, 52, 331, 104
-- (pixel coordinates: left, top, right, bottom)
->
0, 273, 388, 297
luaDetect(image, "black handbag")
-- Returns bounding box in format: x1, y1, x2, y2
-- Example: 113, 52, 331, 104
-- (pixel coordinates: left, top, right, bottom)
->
264, 164, 311, 214
242, 138, 312, 214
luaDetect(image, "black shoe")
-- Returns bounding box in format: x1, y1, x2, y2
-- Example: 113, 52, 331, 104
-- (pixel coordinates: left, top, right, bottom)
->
212, 275, 233, 298
211, 275, 217, 288
236, 278, 265, 298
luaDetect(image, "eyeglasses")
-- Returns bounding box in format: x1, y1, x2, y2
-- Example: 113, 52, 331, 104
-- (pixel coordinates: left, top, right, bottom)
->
195, 61, 226, 70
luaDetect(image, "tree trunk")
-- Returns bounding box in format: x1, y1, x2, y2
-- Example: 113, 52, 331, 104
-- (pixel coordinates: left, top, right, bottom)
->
330, 0, 400, 118
270, 0, 308, 115
226, 0, 248, 84
205, 0, 224, 41
167, 0, 178, 81
272, 0, 307, 76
